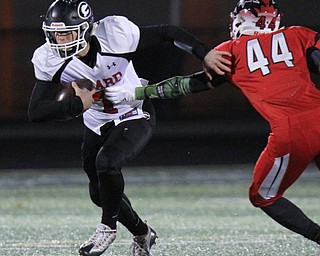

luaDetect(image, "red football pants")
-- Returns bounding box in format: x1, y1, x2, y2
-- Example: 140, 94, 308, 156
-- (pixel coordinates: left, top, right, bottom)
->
249, 107, 320, 207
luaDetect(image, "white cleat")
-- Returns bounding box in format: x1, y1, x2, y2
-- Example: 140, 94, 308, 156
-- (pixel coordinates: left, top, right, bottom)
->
79, 223, 116, 256
131, 225, 157, 256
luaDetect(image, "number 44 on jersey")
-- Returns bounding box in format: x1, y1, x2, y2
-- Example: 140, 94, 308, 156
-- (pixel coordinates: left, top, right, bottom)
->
247, 32, 294, 76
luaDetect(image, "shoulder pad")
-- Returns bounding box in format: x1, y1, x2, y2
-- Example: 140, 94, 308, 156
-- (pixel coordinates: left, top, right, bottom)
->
32, 43, 65, 81
93, 16, 140, 54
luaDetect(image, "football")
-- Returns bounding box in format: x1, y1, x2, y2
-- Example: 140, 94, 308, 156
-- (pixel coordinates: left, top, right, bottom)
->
55, 78, 95, 101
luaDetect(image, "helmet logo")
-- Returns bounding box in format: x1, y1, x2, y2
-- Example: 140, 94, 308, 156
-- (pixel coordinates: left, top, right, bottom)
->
51, 22, 66, 27
78, 2, 91, 19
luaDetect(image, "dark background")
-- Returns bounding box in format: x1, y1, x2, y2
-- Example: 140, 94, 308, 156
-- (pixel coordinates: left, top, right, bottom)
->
1, 1, 320, 169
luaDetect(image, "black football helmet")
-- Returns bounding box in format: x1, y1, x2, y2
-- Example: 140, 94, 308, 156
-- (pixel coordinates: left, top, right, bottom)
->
42, 0, 94, 59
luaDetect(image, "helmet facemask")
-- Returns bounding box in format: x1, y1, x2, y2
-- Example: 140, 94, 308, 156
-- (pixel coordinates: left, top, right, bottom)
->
43, 21, 90, 59
230, 0, 281, 39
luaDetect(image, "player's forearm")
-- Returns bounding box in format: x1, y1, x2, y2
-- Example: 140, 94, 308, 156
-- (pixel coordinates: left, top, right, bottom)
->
28, 98, 83, 122
135, 72, 218, 100
28, 81, 83, 122
135, 77, 191, 100
105, 72, 227, 103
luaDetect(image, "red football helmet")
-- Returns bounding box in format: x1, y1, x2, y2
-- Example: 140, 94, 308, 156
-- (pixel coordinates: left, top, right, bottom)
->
230, 0, 281, 39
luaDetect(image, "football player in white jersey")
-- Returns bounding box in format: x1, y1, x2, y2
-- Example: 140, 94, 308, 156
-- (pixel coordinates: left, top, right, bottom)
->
28, 0, 231, 255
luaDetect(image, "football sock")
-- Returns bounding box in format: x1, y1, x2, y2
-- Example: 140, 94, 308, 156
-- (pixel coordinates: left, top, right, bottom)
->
98, 171, 124, 230
261, 197, 320, 242
118, 194, 148, 236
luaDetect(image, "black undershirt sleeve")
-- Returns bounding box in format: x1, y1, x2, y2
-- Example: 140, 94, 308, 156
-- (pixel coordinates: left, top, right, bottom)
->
28, 80, 83, 122
137, 25, 211, 60
306, 33, 320, 74
307, 47, 320, 74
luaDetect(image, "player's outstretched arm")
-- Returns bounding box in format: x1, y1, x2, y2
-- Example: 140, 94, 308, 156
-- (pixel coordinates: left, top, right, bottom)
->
138, 25, 231, 75
106, 71, 227, 103
135, 71, 219, 100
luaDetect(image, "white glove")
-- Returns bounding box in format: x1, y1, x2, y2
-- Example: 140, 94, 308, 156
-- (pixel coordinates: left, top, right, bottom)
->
105, 86, 136, 104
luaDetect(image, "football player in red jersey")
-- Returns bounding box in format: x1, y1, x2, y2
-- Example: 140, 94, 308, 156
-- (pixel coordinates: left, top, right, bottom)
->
214, 0, 320, 245
107, 0, 320, 246
27, 0, 231, 255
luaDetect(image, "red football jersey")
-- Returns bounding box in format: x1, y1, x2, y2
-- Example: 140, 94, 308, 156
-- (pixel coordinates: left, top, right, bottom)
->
215, 26, 320, 122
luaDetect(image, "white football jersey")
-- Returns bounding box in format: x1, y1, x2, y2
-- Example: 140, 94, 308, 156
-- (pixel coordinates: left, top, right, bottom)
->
32, 16, 147, 135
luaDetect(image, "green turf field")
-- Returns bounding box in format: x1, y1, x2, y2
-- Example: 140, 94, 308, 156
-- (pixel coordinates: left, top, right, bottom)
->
0, 165, 319, 256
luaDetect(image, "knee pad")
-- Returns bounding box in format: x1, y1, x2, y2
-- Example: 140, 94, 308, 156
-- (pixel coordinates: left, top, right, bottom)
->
249, 193, 266, 208
249, 188, 281, 208
96, 148, 122, 175
96, 147, 123, 174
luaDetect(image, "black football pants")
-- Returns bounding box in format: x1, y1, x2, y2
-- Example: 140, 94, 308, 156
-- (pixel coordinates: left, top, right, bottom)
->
81, 100, 155, 234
